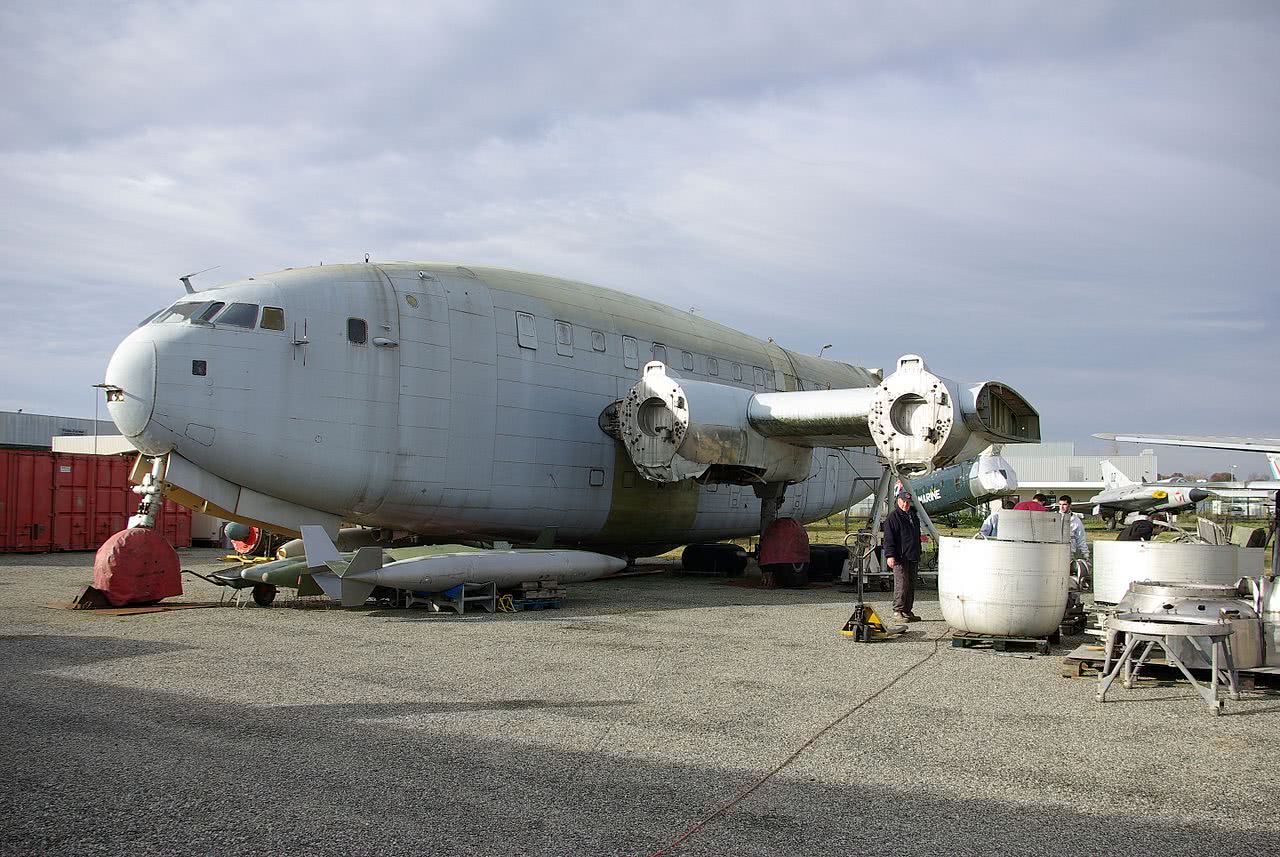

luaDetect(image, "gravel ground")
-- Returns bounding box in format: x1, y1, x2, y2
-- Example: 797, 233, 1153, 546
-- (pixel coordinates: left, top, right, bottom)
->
2, 548, 1278, 856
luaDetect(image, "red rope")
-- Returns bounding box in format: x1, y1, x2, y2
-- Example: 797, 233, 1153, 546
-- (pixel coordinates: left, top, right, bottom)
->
642, 636, 945, 857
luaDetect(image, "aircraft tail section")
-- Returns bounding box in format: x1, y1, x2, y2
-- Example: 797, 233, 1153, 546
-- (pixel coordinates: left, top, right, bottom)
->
1268, 453, 1280, 480
310, 574, 377, 608
1100, 460, 1135, 488
329, 546, 384, 579
301, 526, 377, 607
301, 525, 342, 566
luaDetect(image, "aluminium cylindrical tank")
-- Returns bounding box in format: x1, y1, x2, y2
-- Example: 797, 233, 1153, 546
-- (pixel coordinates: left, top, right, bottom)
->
1113, 581, 1264, 669
1258, 576, 1280, 666
938, 536, 1071, 636
1093, 542, 1264, 604
991, 509, 1069, 543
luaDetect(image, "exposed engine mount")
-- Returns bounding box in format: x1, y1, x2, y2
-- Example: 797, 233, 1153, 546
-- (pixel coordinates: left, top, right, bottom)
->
618, 354, 1038, 483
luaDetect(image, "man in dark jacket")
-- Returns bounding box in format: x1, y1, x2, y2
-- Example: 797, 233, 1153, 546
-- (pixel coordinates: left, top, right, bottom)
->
884, 489, 922, 622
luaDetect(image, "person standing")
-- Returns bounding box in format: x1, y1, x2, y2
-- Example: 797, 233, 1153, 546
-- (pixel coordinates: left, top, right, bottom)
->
980, 497, 1018, 537
1013, 493, 1050, 511
1057, 495, 1088, 559
884, 489, 922, 622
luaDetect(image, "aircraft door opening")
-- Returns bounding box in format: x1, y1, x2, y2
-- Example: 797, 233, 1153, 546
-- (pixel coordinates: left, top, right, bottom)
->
342, 268, 400, 516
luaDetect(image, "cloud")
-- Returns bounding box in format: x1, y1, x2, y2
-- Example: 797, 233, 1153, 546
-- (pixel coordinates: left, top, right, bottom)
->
1, 1, 1277, 472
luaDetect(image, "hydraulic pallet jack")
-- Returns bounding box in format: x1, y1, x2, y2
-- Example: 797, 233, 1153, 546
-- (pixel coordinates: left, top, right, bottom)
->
840, 565, 908, 641
840, 464, 918, 642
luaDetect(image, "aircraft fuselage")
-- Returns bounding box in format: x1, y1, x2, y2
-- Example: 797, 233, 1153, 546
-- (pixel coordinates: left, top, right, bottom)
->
106, 263, 882, 554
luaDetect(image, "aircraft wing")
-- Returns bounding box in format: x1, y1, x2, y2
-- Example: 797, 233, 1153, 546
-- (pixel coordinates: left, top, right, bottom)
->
1199, 480, 1280, 498
622, 356, 1040, 482
1095, 433, 1280, 454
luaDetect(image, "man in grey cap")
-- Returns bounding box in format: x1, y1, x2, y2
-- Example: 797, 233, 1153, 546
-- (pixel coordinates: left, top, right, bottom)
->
884, 489, 922, 622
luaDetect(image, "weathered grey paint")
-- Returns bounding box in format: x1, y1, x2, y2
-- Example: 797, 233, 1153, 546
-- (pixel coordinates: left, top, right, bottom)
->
105, 263, 888, 554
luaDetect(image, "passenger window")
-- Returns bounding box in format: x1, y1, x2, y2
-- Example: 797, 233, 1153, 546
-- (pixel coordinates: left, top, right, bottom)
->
753, 366, 766, 387
623, 336, 639, 369
516, 312, 537, 349
681, 351, 694, 371
707, 358, 719, 376
732, 363, 742, 382
554, 320, 574, 357
217, 303, 260, 328
653, 343, 668, 364
260, 307, 285, 330
590, 330, 606, 352
347, 317, 368, 344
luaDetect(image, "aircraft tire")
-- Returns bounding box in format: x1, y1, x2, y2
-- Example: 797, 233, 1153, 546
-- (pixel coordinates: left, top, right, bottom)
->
760, 564, 785, 588
680, 545, 706, 573
252, 584, 277, 607
710, 544, 748, 577
777, 562, 808, 588
683, 543, 748, 576
807, 545, 849, 582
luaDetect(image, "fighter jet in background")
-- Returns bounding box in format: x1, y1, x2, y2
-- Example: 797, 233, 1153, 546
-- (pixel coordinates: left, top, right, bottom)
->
1094, 434, 1280, 497
1086, 461, 1211, 527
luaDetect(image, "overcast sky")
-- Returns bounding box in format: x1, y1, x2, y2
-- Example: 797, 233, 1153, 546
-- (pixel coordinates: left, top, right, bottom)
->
1, 1, 1276, 475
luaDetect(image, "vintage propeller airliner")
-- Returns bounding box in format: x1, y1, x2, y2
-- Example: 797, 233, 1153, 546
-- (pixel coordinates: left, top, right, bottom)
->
102, 262, 1040, 590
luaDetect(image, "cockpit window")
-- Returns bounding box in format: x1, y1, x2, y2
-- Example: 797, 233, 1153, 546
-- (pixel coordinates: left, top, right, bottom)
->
137, 309, 164, 327
149, 299, 229, 325
260, 306, 285, 330
195, 302, 225, 323
153, 301, 206, 323
215, 302, 259, 328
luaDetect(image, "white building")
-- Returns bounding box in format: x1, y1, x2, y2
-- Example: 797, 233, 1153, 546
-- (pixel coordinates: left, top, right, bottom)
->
1000, 441, 1156, 501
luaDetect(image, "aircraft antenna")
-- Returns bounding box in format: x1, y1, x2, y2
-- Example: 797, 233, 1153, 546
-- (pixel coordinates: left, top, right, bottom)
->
179, 265, 221, 294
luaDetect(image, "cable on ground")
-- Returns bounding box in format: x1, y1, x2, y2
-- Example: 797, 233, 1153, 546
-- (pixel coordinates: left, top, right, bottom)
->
643, 633, 948, 857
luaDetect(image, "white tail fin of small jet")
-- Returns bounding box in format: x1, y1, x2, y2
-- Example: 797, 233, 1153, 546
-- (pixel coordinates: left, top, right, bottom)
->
300, 525, 377, 607
1100, 460, 1136, 488
1268, 453, 1280, 480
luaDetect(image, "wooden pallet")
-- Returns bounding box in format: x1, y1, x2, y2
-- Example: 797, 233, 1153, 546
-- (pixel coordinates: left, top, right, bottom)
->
950, 630, 1057, 655
515, 597, 563, 611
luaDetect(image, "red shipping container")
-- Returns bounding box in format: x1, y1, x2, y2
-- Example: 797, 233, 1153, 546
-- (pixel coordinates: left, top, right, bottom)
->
156, 498, 192, 550
0, 450, 55, 552
0, 449, 192, 553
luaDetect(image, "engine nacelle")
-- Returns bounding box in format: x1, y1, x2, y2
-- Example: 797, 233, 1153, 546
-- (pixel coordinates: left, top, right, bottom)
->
619, 363, 812, 483
618, 355, 1038, 483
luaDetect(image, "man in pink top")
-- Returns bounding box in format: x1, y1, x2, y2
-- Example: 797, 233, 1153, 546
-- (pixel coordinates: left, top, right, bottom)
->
1012, 493, 1050, 511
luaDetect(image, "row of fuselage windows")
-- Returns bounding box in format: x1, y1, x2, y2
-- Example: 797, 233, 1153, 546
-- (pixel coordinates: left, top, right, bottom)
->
514, 310, 783, 388
150, 300, 285, 331
149, 302, 816, 388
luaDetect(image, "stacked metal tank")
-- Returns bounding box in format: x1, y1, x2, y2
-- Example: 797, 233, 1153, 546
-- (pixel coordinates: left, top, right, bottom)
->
1113, 581, 1265, 669
1095, 536, 1276, 670
938, 510, 1072, 637
1093, 541, 1265, 604
1257, 576, 1280, 665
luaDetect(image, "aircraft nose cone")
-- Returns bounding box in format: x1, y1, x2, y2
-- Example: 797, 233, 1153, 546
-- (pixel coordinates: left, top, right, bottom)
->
104, 335, 156, 437
1189, 488, 1210, 503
